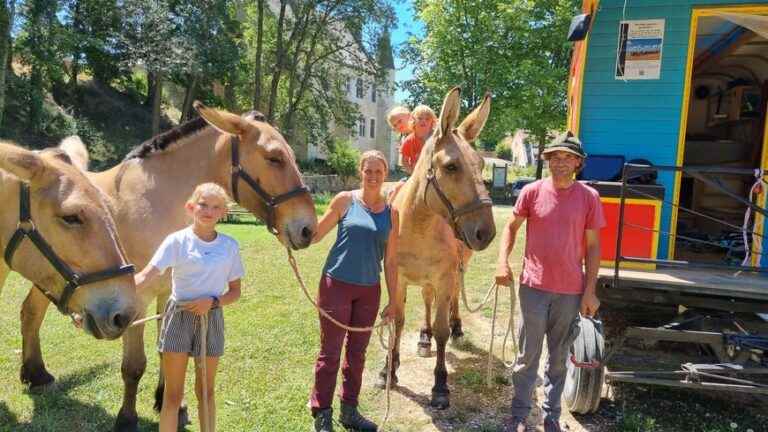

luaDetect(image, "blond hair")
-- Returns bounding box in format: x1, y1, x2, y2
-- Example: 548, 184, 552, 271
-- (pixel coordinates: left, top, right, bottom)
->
409, 104, 437, 129
358, 150, 389, 173
386, 106, 411, 129
187, 182, 231, 206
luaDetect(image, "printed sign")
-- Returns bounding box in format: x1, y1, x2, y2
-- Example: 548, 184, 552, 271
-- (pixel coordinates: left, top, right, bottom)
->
615, 19, 665, 80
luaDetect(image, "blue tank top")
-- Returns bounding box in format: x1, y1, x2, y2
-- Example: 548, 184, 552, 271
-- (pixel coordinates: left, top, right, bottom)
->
323, 196, 392, 286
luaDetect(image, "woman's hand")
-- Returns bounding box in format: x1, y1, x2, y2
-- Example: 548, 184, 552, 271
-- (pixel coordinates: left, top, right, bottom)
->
380, 302, 397, 324
184, 297, 214, 316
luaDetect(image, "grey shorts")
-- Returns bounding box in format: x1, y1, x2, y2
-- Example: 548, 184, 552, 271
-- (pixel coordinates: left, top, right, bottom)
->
157, 299, 225, 357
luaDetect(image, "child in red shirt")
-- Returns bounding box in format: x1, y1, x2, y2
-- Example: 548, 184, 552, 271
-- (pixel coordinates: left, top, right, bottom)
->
399, 105, 436, 174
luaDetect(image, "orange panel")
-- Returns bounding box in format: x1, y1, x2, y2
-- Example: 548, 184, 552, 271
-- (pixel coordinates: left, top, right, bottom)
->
600, 200, 658, 261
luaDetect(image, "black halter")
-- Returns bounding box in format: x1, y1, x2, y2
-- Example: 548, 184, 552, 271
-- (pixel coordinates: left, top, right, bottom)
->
423, 136, 493, 244
3, 183, 135, 315
230, 136, 310, 235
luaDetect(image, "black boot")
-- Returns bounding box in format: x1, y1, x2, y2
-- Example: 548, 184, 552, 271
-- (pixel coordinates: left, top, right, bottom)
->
314, 408, 334, 432
339, 403, 377, 431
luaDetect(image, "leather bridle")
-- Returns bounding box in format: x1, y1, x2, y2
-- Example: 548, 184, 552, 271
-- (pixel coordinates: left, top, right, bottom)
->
230, 136, 310, 235
3, 182, 135, 315
423, 134, 493, 244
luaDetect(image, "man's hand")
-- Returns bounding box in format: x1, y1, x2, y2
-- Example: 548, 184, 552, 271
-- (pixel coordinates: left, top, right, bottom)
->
580, 291, 600, 317
495, 264, 513, 287
184, 298, 214, 316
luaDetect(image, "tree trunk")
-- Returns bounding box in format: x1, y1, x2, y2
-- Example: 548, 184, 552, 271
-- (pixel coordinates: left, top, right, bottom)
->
145, 71, 156, 107
69, 0, 83, 100
252, 0, 264, 111
180, 74, 198, 122
151, 72, 163, 136
224, 79, 236, 112
535, 133, 546, 179
266, 0, 287, 122
0, 1, 10, 128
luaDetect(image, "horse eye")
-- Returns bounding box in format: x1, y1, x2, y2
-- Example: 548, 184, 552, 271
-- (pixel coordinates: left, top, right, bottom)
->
61, 214, 84, 226
267, 157, 283, 165
445, 163, 459, 172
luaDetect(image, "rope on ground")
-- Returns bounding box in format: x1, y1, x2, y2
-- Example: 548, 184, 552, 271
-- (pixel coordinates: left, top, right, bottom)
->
456, 245, 517, 388
286, 248, 395, 431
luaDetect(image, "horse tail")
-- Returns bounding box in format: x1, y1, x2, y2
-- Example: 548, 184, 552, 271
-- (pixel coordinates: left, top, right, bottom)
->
59, 135, 89, 171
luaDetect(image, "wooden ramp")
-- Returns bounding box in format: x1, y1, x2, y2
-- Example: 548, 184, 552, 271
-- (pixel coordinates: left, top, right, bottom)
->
598, 267, 768, 302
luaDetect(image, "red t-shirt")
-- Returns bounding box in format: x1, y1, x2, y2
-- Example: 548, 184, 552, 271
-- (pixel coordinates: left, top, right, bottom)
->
514, 178, 606, 294
400, 133, 425, 167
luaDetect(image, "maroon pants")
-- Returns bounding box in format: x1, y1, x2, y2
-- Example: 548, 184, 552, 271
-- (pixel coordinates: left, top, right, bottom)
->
310, 275, 381, 414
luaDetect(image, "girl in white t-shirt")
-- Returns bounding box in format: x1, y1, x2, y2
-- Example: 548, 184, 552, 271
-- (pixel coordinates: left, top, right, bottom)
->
135, 182, 244, 432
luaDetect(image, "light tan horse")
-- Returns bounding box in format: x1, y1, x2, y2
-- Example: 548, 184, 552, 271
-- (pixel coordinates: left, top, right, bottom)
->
0, 142, 138, 347
19, 103, 318, 431
376, 88, 495, 409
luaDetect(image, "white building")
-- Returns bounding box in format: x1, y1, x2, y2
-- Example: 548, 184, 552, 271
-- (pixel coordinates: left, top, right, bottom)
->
306, 33, 398, 167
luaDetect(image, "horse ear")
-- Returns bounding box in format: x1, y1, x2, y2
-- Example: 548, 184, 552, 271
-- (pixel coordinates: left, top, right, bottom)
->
0, 141, 50, 183
194, 101, 247, 136
458, 92, 491, 143
438, 87, 461, 137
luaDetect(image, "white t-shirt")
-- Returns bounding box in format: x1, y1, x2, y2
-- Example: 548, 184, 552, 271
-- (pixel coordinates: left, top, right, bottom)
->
149, 227, 245, 302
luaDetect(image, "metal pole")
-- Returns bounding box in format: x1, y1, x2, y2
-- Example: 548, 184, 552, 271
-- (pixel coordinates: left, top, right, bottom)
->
614, 164, 630, 290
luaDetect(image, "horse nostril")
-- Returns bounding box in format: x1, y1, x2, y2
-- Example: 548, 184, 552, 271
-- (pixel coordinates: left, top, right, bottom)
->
301, 226, 313, 240
112, 312, 130, 330
475, 227, 488, 243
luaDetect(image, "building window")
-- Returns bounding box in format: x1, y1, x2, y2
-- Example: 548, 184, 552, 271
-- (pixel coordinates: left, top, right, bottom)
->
371, 84, 377, 102
370, 119, 375, 138
345, 77, 350, 94
356, 78, 364, 98
358, 116, 365, 137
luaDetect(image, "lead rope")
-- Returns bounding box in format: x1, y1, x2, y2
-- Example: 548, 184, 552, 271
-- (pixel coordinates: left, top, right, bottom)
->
456, 244, 518, 387
130, 302, 211, 432
286, 248, 395, 431
742, 168, 767, 266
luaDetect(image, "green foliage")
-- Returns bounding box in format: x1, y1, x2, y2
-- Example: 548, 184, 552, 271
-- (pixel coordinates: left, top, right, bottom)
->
402, 0, 578, 144
495, 140, 512, 160
326, 138, 360, 179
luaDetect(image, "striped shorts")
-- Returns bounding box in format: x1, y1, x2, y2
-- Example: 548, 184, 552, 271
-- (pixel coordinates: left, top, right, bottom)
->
157, 299, 225, 357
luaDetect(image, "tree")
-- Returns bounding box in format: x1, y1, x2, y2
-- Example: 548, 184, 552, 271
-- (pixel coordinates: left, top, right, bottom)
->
116, 0, 192, 134
0, 1, 12, 128
402, 0, 578, 170
247, 0, 395, 143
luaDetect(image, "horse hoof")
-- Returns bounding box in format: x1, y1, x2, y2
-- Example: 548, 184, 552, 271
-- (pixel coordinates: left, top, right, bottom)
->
375, 373, 397, 389
430, 393, 450, 410
113, 410, 139, 432
417, 344, 431, 357
178, 405, 190, 427
21, 366, 55, 390
450, 334, 465, 347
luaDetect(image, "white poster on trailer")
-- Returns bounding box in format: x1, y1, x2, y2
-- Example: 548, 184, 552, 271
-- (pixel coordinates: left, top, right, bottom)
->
615, 19, 665, 80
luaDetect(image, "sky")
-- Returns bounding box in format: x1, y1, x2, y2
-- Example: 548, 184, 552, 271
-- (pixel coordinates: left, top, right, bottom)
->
391, 1, 424, 103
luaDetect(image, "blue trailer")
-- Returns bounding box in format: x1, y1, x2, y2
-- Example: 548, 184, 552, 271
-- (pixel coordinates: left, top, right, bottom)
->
562, 1, 768, 412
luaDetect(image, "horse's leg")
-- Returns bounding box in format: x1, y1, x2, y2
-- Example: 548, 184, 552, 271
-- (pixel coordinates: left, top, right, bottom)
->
418, 285, 434, 357
430, 283, 452, 409
0, 261, 8, 296
114, 324, 147, 432
20, 286, 55, 388
376, 279, 406, 388
451, 247, 471, 344
449, 291, 464, 345
152, 291, 190, 426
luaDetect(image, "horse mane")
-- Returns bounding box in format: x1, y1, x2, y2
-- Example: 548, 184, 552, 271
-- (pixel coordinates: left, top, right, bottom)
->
124, 116, 210, 160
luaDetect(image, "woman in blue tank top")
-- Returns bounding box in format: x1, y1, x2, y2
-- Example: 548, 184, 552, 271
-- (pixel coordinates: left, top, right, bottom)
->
308, 150, 399, 432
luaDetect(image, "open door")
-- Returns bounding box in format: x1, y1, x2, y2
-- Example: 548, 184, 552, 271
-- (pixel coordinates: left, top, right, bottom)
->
672, 7, 768, 266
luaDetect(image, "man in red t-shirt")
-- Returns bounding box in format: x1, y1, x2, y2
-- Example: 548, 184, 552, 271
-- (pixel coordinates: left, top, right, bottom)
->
495, 133, 605, 432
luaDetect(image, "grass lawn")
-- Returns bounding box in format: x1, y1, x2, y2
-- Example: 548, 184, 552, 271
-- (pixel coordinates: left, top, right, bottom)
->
0, 206, 765, 431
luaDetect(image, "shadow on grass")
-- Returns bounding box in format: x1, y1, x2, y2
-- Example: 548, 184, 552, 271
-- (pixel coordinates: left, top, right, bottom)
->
0, 363, 163, 432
